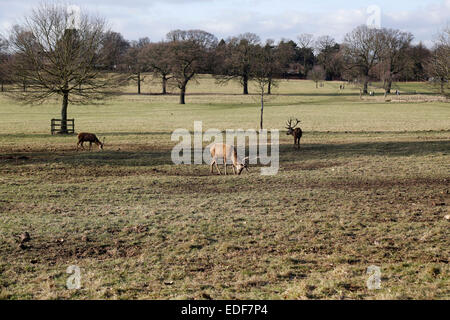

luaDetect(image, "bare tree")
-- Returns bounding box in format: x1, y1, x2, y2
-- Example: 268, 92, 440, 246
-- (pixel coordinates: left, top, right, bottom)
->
315, 35, 335, 55
342, 25, 383, 94
0, 36, 9, 92
166, 29, 217, 104
297, 33, 314, 77
271, 40, 295, 92
255, 39, 293, 95
307, 65, 326, 88
0, 36, 7, 52
8, 3, 123, 133
100, 31, 130, 71
142, 42, 173, 94
122, 38, 150, 94
379, 28, 413, 93
252, 44, 274, 130
315, 35, 342, 80
214, 33, 260, 94
426, 27, 449, 95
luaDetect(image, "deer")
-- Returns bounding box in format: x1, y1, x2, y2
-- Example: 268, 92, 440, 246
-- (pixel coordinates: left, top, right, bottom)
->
286, 118, 302, 149
209, 143, 249, 175
76, 132, 105, 151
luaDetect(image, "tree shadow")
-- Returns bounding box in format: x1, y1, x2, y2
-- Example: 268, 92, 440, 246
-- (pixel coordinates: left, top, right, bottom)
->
1, 139, 448, 169
281, 140, 449, 161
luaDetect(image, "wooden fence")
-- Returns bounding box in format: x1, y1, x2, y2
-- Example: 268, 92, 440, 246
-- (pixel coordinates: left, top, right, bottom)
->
51, 119, 75, 135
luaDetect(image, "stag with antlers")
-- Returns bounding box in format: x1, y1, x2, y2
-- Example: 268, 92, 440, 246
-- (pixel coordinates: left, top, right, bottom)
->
285, 118, 302, 149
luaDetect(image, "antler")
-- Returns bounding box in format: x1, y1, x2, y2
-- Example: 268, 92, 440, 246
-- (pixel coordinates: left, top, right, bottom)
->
285, 118, 300, 129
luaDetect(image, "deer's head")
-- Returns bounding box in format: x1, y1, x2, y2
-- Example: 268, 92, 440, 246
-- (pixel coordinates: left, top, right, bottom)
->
285, 118, 300, 135
235, 157, 250, 175
99, 137, 105, 150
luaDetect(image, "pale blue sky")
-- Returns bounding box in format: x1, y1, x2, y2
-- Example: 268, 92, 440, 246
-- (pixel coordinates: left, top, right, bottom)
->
1, 0, 449, 46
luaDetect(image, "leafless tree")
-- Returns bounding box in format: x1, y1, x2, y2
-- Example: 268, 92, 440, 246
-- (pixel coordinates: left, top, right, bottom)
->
8, 3, 124, 133
307, 65, 326, 88
100, 31, 130, 71
315, 35, 343, 80
0, 36, 10, 92
252, 44, 275, 130
426, 26, 449, 95
142, 42, 173, 94
253, 39, 294, 95
315, 35, 335, 55
271, 40, 295, 92
342, 25, 383, 94
122, 38, 150, 94
297, 33, 314, 77
214, 33, 260, 94
378, 28, 413, 93
166, 29, 217, 104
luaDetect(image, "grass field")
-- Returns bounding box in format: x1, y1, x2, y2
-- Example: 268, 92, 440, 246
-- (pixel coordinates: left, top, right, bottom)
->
0, 77, 449, 299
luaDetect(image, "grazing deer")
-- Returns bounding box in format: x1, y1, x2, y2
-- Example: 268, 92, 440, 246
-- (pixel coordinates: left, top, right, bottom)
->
286, 118, 302, 149
210, 143, 249, 175
76, 132, 105, 151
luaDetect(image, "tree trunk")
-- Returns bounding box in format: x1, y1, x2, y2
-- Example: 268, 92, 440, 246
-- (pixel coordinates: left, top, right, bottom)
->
162, 76, 167, 95
23, 81, 26, 92
1, 82, 3, 92
303, 57, 306, 78
60, 92, 69, 134
441, 79, 444, 94
243, 74, 249, 95
363, 79, 368, 94
267, 78, 272, 95
137, 72, 141, 94
386, 80, 392, 94
180, 85, 186, 104
260, 90, 264, 130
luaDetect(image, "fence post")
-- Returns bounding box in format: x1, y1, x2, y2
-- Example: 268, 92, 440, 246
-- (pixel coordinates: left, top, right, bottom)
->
50, 119, 75, 135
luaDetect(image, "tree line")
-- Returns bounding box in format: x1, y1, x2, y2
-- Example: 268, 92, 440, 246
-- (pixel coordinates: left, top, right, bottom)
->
0, 4, 448, 132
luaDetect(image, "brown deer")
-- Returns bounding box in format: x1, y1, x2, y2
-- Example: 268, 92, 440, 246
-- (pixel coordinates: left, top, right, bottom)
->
76, 132, 105, 151
286, 118, 302, 149
210, 143, 249, 175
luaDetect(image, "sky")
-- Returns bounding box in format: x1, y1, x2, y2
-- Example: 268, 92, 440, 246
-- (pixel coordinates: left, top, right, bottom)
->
0, 0, 449, 46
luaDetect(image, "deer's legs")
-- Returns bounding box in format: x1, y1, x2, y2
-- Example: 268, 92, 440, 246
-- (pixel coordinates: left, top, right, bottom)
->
210, 158, 215, 174
210, 157, 222, 175
89, 142, 92, 151
294, 137, 300, 149
215, 161, 222, 175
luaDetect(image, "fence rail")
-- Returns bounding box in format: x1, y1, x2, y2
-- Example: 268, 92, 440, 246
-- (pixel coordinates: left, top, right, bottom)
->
51, 119, 75, 135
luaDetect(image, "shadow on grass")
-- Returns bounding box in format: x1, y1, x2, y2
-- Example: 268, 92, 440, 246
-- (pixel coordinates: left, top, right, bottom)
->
282, 140, 449, 160
0, 132, 168, 139
119, 91, 438, 97
2, 130, 448, 140
1, 139, 448, 168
